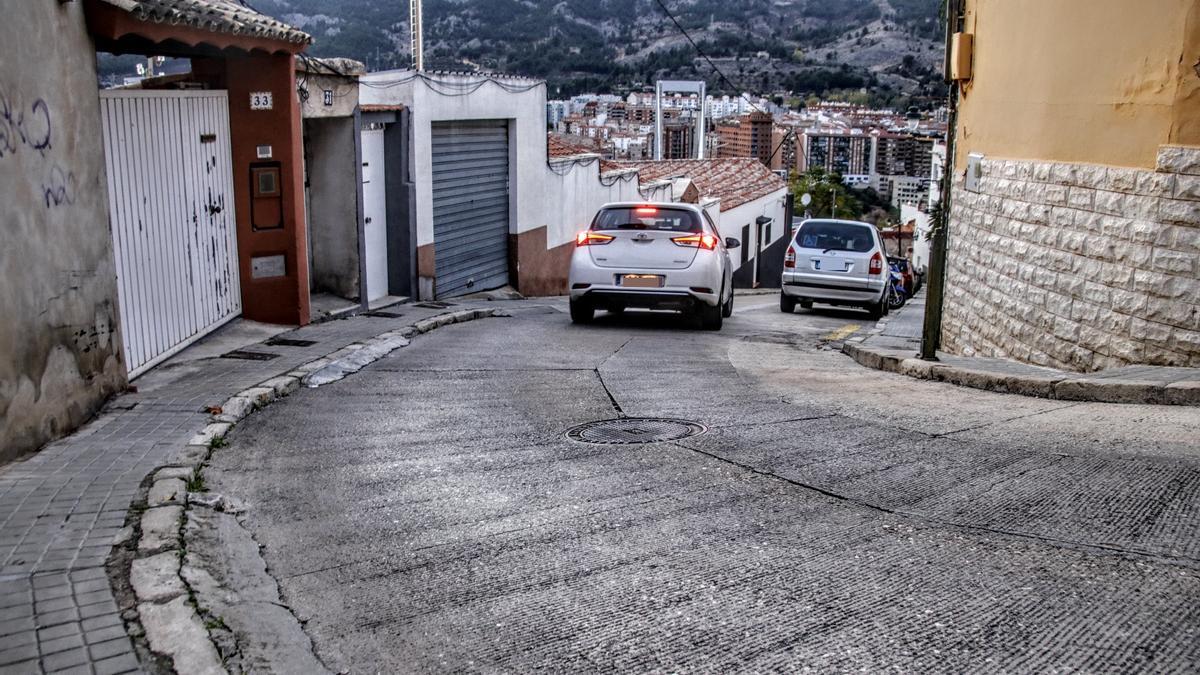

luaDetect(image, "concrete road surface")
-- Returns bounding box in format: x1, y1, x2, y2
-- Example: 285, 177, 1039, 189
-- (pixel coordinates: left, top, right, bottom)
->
207, 297, 1200, 673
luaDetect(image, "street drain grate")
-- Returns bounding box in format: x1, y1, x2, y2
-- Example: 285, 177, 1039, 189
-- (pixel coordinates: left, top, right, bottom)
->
220, 350, 279, 361
265, 337, 318, 348
566, 418, 706, 445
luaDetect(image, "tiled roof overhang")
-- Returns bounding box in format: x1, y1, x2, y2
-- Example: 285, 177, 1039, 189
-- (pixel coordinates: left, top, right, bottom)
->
86, 0, 310, 55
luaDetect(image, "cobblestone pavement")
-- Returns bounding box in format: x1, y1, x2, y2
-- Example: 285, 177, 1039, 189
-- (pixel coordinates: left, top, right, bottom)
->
0, 300, 508, 674
207, 301, 1200, 672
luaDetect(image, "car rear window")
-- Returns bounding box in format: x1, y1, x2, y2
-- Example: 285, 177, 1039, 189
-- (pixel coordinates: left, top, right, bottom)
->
795, 221, 875, 253
591, 207, 701, 233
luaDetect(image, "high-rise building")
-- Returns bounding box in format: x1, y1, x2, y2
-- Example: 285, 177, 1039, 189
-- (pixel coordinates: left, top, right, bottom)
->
661, 120, 695, 160
716, 111, 774, 167
799, 130, 873, 177
874, 133, 935, 179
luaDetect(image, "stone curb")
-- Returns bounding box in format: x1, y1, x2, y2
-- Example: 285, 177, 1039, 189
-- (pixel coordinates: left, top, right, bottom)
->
842, 342, 1200, 406
120, 307, 504, 674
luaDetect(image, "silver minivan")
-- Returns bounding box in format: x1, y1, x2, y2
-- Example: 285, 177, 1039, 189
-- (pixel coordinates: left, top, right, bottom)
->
780, 219, 889, 319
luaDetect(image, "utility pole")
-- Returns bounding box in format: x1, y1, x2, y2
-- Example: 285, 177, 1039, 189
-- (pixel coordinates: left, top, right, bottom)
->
411, 0, 424, 71
920, 0, 961, 361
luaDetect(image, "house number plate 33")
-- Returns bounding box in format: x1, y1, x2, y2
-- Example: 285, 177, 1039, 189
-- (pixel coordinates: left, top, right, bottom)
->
250, 92, 274, 111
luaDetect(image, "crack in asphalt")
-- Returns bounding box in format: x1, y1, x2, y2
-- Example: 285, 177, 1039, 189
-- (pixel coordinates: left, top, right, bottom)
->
930, 402, 1086, 438
708, 413, 839, 430
668, 440, 1200, 570
594, 338, 634, 418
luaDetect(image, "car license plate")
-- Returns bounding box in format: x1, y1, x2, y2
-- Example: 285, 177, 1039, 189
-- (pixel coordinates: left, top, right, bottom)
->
619, 274, 664, 288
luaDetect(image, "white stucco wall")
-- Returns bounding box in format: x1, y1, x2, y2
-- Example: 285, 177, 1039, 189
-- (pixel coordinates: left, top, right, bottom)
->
359, 71, 668, 252
901, 202, 933, 274
717, 188, 790, 259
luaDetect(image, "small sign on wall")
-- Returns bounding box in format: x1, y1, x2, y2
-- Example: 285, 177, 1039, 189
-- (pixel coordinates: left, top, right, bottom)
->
251, 254, 287, 279
965, 153, 984, 193
250, 91, 274, 111
323, 89, 334, 106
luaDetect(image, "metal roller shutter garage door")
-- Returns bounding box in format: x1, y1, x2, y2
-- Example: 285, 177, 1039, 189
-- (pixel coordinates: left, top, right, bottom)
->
431, 121, 510, 298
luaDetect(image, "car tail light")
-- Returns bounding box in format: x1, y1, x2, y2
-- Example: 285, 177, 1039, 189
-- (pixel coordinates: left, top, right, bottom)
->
635, 206, 659, 215
784, 247, 796, 269
869, 251, 884, 275
671, 233, 718, 250
576, 231, 614, 247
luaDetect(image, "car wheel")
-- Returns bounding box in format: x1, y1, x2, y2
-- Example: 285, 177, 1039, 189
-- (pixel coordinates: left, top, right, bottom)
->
570, 299, 594, 324
780, 294, 797, 314
698, 302, 723, 330
867, 295, 886, 320
721, 288, 734, 318
799, 300, 813, 310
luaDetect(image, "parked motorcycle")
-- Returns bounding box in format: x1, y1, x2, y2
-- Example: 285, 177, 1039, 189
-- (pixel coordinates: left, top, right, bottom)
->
887, 260, 908, 310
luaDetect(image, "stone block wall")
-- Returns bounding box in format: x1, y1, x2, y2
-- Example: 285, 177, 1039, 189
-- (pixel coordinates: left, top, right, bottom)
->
942, 146, 1200, 371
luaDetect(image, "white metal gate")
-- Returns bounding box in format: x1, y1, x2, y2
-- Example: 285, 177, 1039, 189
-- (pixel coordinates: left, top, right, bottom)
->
431, 121, 510, 298
100, 90, 241, 377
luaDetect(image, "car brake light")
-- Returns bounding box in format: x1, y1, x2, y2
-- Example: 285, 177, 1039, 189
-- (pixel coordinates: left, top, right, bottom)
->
671, 233, 718, 250
869, 251, 884, 275
635, 206, 658, 215
785, 247, 796, 268
576, 231, 614, 247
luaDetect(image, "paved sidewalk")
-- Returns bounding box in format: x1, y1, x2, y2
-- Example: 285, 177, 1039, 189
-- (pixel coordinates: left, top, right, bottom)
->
0, 299, 530, 674
845, 293, 1200, 405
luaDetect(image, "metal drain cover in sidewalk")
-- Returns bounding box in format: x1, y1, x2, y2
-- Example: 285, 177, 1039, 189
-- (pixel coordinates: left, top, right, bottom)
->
566, 418, 706, 444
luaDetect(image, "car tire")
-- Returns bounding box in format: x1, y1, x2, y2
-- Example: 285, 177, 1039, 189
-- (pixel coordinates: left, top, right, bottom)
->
698, 302, 723, 330
780, 294, 797, 314
867, 295, 886, 320
570, 299, 594, 324
799, 300, 813, 310
721, 288, 734, 318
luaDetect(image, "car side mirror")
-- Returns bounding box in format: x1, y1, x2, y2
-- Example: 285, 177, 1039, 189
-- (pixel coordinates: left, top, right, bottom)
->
725, 237, 740, 249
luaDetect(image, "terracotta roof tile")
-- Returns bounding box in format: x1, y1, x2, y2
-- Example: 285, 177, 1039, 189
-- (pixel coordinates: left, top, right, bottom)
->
99, 0, 310, 44
611, 158, 788, 211
547, 133, 599, 158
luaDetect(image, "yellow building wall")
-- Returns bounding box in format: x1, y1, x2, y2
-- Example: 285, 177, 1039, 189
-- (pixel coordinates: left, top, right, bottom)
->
956, 0, 1200, 169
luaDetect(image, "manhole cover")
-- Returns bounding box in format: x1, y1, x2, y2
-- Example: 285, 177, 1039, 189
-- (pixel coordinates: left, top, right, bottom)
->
566, 418, 706, 444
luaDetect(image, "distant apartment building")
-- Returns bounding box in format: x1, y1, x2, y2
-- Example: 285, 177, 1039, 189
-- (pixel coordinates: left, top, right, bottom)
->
875, 133, 936, 180
715, 111, 775, 167
887, 176, 930, 209
661, 120, 696, 160
547, 100, 569, 128
799, 130, 874, 177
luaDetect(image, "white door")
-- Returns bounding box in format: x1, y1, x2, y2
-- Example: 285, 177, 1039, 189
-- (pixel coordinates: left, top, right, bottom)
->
100, 90, 241, 377
361, 128, 389, 302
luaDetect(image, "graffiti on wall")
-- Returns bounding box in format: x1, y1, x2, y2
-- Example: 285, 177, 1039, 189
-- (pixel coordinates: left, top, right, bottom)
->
1, 81, 75, 208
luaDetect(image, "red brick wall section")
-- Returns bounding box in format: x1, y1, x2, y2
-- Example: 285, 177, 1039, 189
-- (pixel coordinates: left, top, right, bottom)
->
202, 53, 311, 325
510, 227, 572, 297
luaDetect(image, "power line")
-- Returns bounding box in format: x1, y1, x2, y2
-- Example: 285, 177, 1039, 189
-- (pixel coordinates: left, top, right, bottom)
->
649, 0, 771, 117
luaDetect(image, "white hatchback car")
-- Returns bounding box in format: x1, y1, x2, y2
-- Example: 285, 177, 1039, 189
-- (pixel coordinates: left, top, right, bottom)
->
568, 202, 739, 330
780, 218, 890, 319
